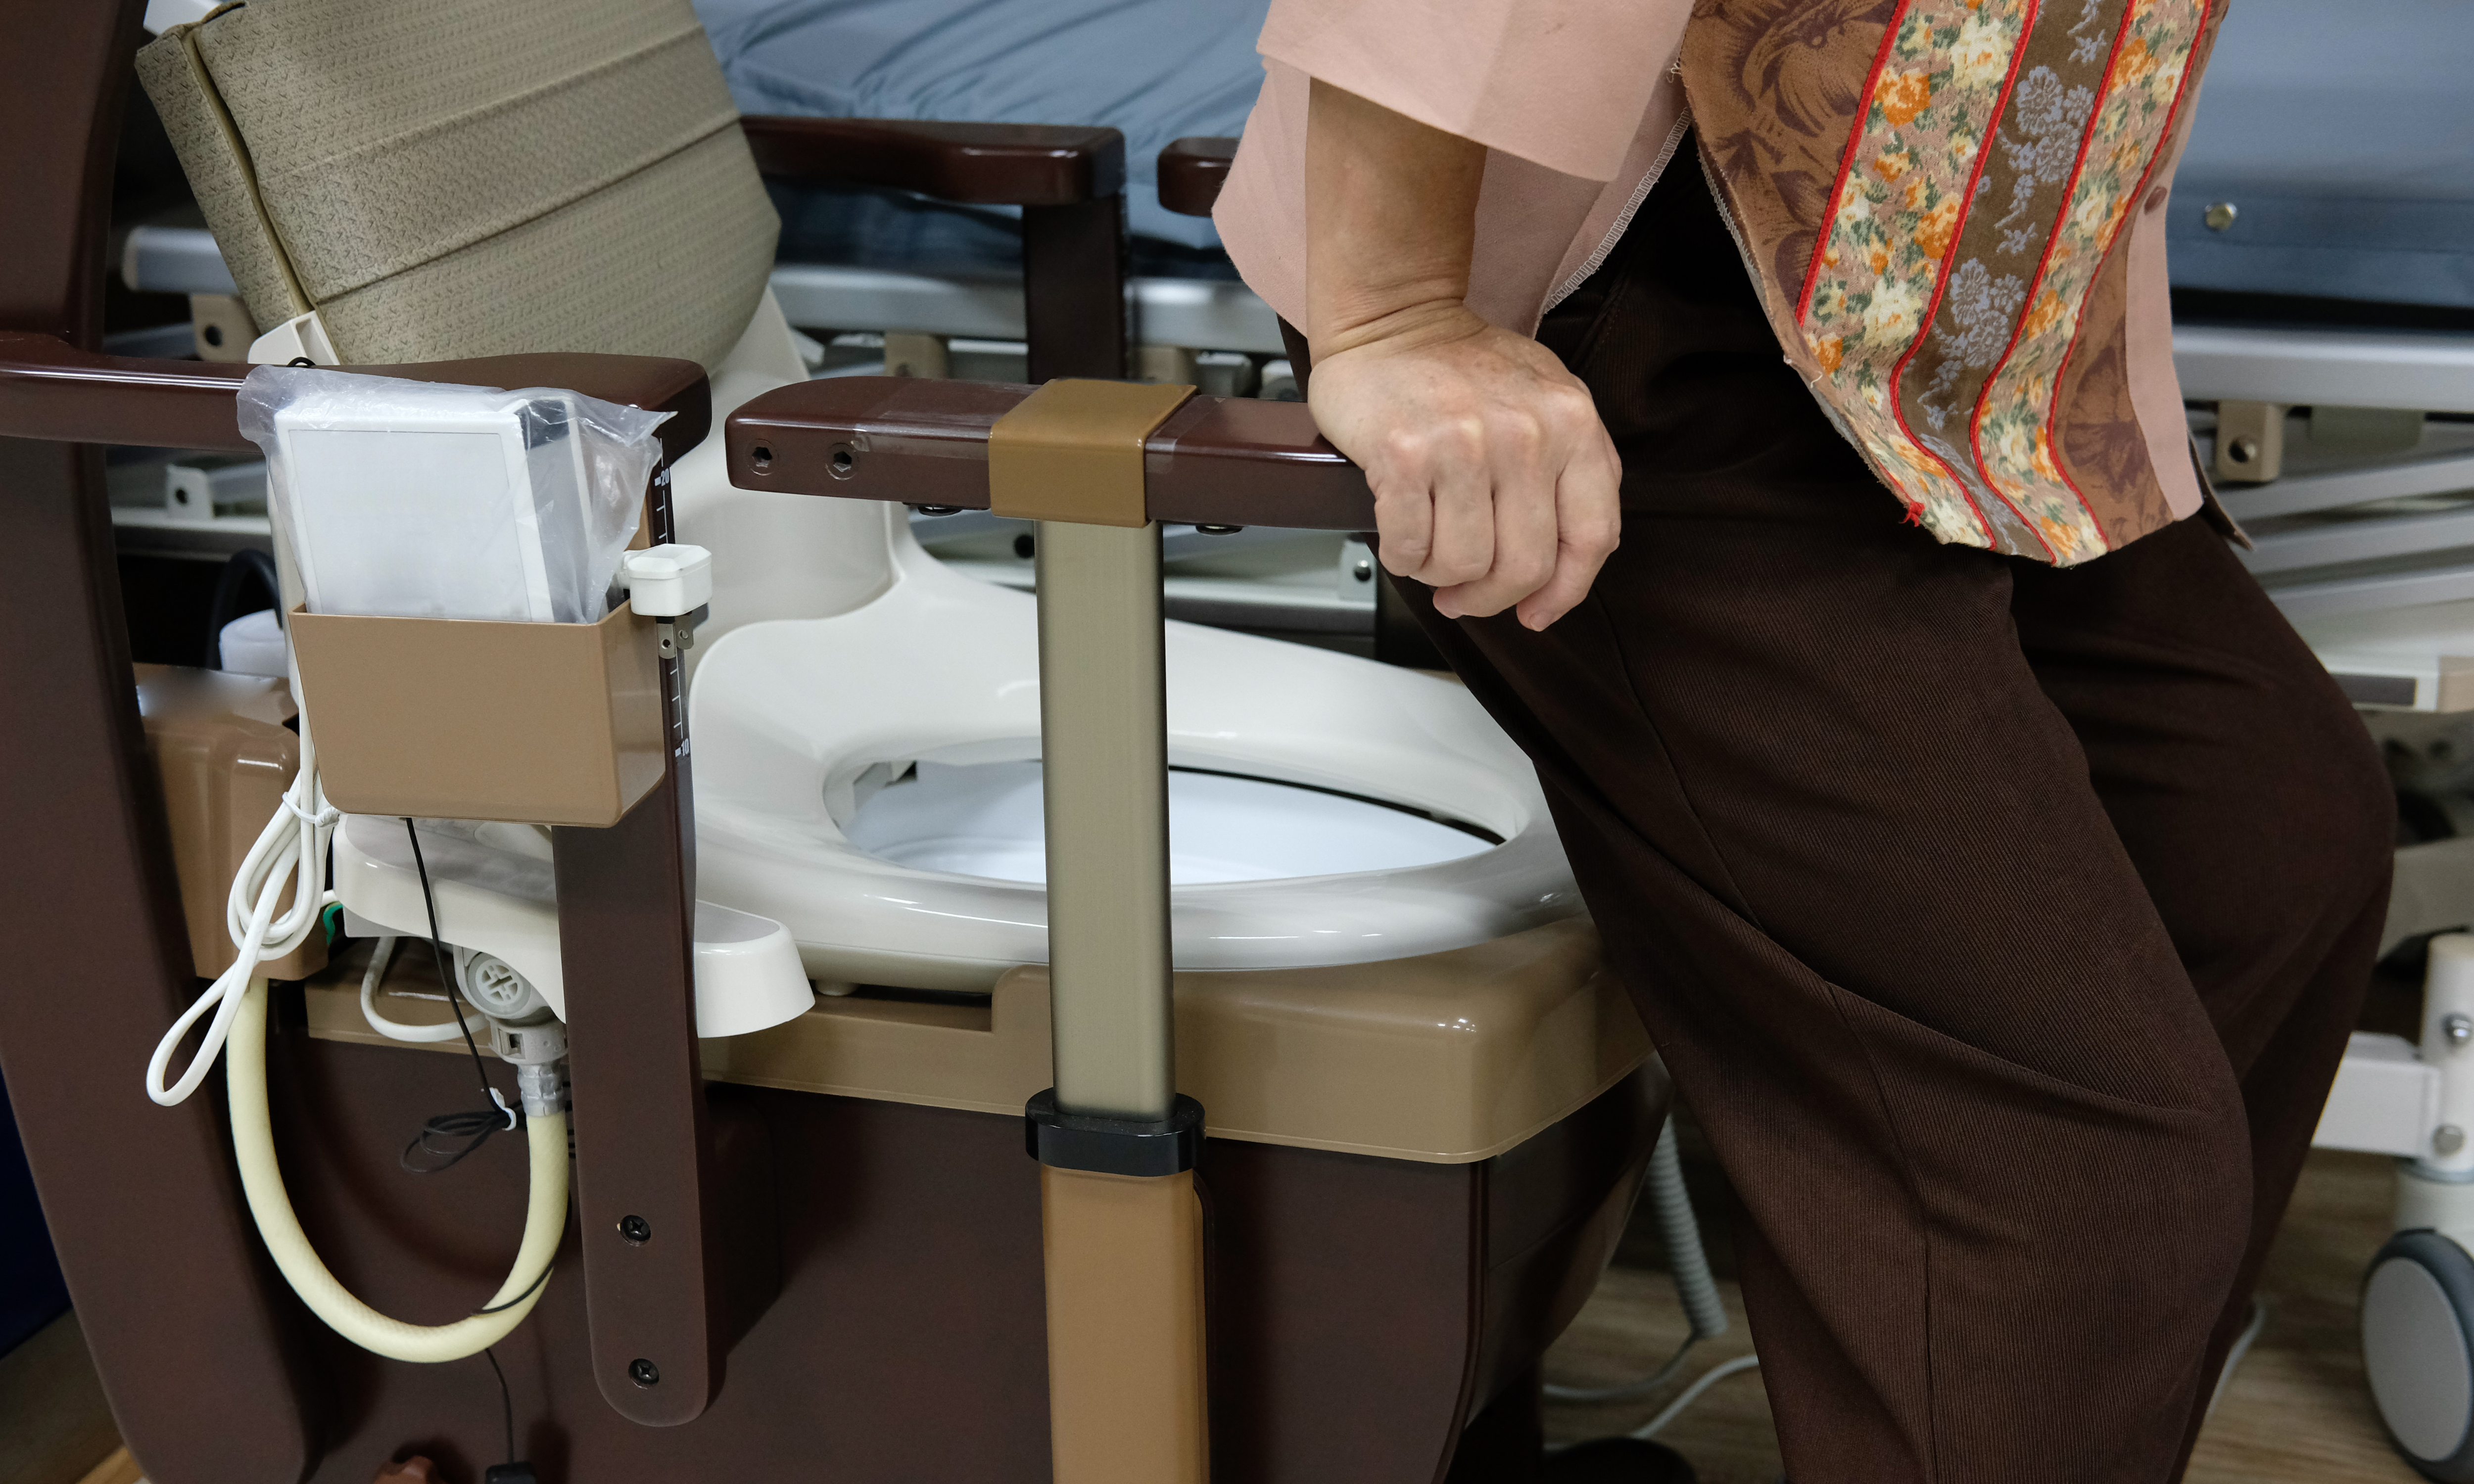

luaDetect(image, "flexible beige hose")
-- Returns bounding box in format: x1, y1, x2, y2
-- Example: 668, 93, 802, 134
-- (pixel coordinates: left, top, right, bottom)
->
226, 976, 567, 1362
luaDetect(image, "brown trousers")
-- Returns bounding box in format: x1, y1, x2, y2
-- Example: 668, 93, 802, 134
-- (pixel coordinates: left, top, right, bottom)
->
1301, 144, 2397, 1481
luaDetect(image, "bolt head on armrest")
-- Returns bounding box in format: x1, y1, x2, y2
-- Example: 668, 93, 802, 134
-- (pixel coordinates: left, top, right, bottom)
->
739, 116, 1126, 207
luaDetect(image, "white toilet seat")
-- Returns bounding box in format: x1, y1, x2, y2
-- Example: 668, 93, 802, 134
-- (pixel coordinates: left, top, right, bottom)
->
688, 535, 1583, 991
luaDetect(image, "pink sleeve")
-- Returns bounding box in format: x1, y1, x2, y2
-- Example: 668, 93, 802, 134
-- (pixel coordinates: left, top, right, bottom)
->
1255, 0, 1687, 183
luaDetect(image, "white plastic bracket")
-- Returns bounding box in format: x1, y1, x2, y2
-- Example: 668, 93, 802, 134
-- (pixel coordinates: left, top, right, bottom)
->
2319, 1031, 2442, 1159
247, 310, 338, 367
2318, 936, 2474, 1245
2415, 936, 2474, 1180
622, 544, 714, 619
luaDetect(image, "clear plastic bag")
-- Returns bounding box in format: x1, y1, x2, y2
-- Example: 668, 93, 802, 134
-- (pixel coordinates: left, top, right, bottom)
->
237, 367, 669, 623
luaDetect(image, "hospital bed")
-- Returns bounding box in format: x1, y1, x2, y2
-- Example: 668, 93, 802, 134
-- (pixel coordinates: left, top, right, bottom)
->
2159, 1, 2474, 1477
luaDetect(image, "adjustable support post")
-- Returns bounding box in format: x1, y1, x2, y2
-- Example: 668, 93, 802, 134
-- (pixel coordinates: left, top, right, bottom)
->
993, 378, 1208, 1484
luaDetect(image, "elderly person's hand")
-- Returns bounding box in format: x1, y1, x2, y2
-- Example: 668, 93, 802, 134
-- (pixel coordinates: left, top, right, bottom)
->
1303, 81, 1621, 630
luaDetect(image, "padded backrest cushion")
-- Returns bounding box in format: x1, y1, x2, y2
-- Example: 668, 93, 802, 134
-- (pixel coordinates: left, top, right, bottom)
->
137, 0, 778, 369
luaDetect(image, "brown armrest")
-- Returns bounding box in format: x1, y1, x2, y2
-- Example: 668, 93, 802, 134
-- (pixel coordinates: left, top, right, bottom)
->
727, 375, 1372, 530
1158, 136, 1237, 218
739, 116, 1126, 206
0, 332, 712, 463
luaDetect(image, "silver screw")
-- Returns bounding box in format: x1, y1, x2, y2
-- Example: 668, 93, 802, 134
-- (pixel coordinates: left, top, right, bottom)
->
2437, 1125, 2466, 1156
2446, 1014, 2473, 1047
2227, 436, 2258, 465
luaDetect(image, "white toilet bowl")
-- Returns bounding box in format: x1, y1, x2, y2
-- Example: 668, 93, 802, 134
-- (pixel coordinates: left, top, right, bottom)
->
687, 534, 1582, 992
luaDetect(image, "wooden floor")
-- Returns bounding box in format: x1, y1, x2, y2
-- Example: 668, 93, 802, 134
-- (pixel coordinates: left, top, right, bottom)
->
0, 1312, 123, 1484
1542, 1148, 2424, 1484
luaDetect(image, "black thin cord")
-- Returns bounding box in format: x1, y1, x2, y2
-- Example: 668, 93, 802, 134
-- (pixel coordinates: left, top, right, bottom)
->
403, 819, 497, 1095
473, 1251, 558, 1315
400, 819, 521, 1173
483, 1346, 515, 1466
203, 548, 282, 669
392, 824, 539, 1472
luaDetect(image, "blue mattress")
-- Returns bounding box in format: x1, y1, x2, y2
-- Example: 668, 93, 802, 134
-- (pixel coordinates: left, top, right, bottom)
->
2171, 0, 2474, 309
694, 0, 1271, 278
708, 0, 2472, 310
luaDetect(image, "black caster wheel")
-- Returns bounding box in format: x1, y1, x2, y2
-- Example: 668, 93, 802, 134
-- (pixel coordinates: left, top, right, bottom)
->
2366, 1230, 2474, 1481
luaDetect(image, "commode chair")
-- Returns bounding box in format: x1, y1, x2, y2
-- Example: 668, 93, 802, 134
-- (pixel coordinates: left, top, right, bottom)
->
0, 3, 1666, 1482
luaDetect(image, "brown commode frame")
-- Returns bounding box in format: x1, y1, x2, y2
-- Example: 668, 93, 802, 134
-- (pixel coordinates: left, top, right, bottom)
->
0, 9, 1665, 1481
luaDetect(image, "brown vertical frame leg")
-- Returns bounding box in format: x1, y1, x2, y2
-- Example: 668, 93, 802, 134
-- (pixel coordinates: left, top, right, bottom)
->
552, 465, 767, 1425
0, 435, 321, 1482
1023, 197, 1130, 383
0, 1, 320, 1478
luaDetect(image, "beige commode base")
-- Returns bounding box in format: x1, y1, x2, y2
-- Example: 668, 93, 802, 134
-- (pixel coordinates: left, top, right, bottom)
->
304, 917, 1646, 1164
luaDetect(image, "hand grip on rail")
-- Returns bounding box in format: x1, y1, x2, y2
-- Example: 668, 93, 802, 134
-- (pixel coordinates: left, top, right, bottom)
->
725, 376, 1374, 532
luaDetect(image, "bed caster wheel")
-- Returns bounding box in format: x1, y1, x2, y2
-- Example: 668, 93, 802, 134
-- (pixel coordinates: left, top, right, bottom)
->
2366, 1231, 2474, 1480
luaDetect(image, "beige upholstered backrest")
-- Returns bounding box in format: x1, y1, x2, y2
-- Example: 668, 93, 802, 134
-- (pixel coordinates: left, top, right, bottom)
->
137, 0, 778, 371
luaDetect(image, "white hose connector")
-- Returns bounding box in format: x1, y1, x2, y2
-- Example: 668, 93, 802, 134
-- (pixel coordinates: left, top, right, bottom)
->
227, 976, 567, 1362
358, 935, 467, 1044
147, 736, 339, 1105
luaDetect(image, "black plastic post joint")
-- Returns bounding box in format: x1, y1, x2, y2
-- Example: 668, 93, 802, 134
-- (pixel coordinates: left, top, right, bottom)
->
1025, 1090, 1203, 1176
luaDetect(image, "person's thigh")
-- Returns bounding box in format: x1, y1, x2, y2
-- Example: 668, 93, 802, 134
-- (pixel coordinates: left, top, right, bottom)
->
1411, 424, 2256, 1478
2008, 514, 2394, 1468
1357, 150, 2260, 1477
2009, 515, 2391, 1078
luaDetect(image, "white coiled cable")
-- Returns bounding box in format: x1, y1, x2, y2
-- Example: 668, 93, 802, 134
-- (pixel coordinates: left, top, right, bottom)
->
146, 732, 338, 1106
141, 727, 566, 1363
359, 934, 466, 1043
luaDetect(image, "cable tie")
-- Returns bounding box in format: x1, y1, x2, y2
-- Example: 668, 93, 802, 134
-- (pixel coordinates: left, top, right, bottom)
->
286, 795, 341, 828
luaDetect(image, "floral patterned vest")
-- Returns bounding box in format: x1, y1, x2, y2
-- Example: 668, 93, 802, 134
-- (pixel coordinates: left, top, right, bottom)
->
1683, 0, 2224, 564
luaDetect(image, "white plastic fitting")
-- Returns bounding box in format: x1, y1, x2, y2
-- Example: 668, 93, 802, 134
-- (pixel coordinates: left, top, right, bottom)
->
623, 543, 714, 618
